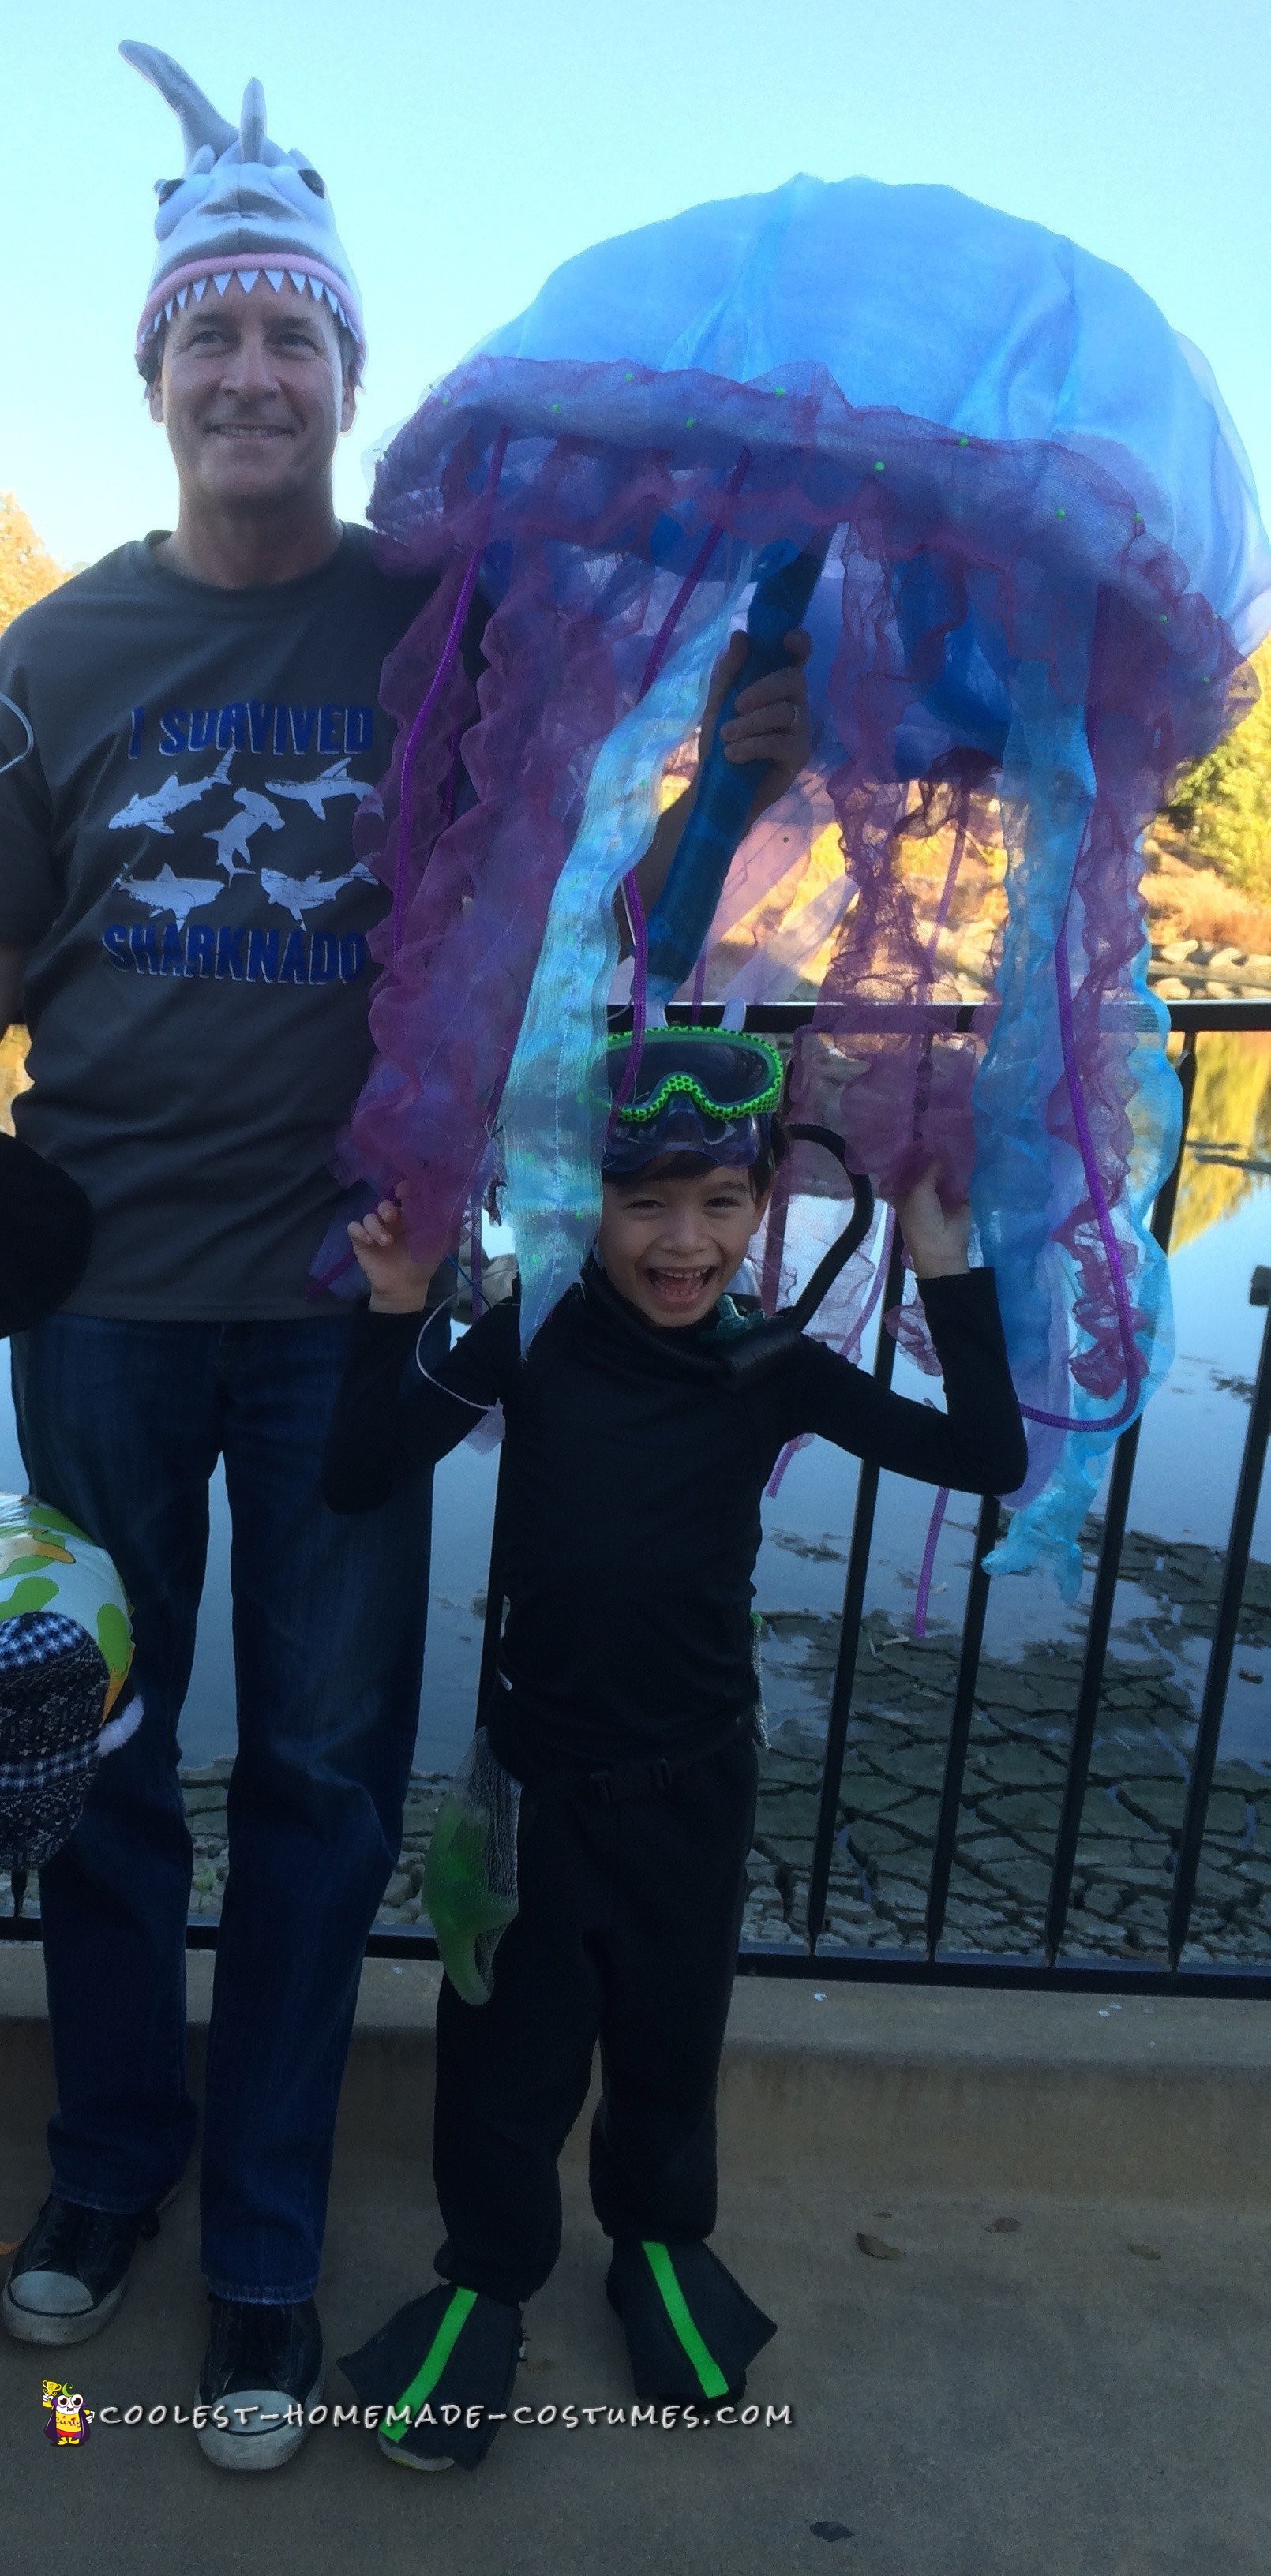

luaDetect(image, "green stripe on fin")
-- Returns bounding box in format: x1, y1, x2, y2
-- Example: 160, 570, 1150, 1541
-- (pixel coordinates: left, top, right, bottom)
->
382, 2286, 478, 2442
641, 2242, 729, 2398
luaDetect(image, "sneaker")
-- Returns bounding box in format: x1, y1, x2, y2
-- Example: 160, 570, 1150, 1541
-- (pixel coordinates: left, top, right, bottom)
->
339, 2282, 523, 2471
195, 2297, 324, 2473
606, 2238, 776, 2407
2, 2195, 161, 2347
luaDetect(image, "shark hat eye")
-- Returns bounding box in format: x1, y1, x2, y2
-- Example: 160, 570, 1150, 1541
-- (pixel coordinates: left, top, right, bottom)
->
298, 168, 327, 197
154, 178, 182, 204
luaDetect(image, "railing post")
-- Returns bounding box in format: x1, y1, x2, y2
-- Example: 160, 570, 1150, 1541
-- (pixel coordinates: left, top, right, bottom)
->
1167, 1266, 1271, 1968
804, 1225, 908, 1952
925, 1492, 1001, 1958
1044, 1032, 1198, 1962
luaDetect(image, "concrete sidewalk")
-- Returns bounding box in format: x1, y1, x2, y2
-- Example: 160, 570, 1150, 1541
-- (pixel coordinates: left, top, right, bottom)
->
1, 1951, 1268, 2574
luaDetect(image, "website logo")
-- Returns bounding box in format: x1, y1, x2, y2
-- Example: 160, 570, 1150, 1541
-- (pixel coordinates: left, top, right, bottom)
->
43, 2379, 93, 2447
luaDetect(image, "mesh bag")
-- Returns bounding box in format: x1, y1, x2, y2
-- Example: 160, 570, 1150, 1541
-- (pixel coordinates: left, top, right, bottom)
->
422, 1728, 520, 2006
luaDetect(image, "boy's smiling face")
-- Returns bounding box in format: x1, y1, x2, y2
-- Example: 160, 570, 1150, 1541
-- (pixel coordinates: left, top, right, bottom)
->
598, 1160, 770, 1330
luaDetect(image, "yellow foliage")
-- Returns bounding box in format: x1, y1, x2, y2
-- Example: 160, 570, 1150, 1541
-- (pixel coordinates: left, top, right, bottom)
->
1166, 638, 1271, 902
0, 492, 65, 635
1171, 1031, 1271, 1252
0, 1028, 31, 1137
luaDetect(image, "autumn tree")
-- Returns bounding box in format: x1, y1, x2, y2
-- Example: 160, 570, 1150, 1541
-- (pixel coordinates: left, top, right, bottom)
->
0, 492, 65, 635
1166, 636, 1271, 901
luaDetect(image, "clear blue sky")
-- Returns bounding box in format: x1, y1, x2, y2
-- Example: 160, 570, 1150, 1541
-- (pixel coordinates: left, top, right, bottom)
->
6, 0, 1269, 568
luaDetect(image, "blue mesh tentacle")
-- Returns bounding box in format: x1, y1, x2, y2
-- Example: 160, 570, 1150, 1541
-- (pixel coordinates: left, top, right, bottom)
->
977, 640, 1181, 1589
504, 564, 752, 1343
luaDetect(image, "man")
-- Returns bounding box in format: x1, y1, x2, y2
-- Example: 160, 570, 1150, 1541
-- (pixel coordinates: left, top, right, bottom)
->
0, 43, 810, 2474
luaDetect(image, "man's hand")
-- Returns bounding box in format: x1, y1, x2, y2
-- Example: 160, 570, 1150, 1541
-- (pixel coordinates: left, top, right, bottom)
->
699, 625, 813, 823
348, 1194, 433, 1315
626, 628, 813, 933
894, 1163, 972, 1282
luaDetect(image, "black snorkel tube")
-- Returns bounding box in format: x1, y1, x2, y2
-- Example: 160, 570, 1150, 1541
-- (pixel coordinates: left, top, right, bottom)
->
715, 1123, 874, 1386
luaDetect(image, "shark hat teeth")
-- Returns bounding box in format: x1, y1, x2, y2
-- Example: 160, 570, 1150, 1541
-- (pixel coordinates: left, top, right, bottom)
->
122, 41, 366, 371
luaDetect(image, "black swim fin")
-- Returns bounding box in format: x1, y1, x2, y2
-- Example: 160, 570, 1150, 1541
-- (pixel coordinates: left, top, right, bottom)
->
606, 2237, 776, 2406
338, 2282, 522, 2469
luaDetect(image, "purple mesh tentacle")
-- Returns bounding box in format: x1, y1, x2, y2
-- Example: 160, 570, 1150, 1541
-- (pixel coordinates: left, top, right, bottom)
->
391, 430, 509, 960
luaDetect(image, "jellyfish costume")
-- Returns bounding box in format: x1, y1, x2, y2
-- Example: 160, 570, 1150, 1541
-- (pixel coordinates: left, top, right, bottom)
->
336, 175, 1271, 1590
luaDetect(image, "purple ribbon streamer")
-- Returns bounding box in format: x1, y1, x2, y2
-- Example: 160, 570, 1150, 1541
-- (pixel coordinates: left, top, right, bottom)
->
913, 1484, 949, 1639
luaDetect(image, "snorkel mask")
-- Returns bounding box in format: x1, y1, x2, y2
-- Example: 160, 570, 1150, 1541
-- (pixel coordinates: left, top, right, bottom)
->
603, 1027, 784, 1176
602, 1027, 875, 1382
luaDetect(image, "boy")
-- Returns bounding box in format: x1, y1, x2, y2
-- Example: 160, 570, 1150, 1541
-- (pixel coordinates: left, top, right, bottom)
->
322, 1026, 1027, 2469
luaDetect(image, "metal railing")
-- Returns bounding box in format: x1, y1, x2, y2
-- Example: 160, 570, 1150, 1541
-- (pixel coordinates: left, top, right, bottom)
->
4, 998, 1270, 1996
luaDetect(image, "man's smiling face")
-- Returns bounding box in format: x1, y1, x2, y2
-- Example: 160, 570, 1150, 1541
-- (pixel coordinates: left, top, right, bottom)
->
148, 279, 357, 519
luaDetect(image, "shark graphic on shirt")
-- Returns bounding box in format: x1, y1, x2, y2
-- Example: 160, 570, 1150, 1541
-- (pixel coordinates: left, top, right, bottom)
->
107, 747, 381, 932
108, 749, 234, 835
205, 789, 285, 878
121, 864, 226, 929
264, 758, 369, 819
259, 861, 378, 923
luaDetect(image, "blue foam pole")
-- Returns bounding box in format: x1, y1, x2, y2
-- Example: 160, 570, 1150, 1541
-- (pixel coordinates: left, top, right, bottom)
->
644, 539, 825, 1003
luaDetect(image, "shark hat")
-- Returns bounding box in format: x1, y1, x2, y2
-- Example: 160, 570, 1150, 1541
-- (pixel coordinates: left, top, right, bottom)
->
122, 41, 366, 377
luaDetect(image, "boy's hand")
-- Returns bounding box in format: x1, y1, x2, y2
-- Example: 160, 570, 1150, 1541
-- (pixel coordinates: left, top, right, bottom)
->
348, 1196, 433, 1315
894, 1164, 972, 1282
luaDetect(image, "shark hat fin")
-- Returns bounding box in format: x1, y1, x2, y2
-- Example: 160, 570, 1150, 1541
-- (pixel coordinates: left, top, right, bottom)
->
119, 43, 236, 169
238, 77, 268, 166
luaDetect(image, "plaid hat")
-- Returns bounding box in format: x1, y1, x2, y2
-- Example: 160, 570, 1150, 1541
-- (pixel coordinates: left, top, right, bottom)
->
0, 1499, 136, 1872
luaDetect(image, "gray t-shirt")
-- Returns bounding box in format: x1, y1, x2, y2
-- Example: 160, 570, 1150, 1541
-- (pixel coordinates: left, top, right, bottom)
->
0, 526, 433, 1320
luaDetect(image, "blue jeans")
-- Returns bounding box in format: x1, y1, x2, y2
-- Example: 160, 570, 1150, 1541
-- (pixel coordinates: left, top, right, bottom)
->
11, 1314, 432, 2303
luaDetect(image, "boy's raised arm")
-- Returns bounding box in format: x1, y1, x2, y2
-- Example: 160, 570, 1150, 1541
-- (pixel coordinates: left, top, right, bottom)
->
784, 1170, 1027, 1499
321, 1300, 519, 1514
789, 1268, 1028, 1498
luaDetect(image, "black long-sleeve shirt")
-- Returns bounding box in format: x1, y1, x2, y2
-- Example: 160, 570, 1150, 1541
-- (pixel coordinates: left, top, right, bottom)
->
323, 1261, 1026, 1782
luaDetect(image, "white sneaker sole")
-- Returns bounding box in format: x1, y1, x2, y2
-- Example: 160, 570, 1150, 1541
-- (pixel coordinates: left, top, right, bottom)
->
194, 2364, 324, 2473
0, 2275, 127, 2347
377, 2430, 455, 2473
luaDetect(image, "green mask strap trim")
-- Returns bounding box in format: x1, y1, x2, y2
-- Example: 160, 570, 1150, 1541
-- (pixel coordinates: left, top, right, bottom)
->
604, 1028, 784, 1125
381, 2286, 478, 2443
640, 2242, 729, 2399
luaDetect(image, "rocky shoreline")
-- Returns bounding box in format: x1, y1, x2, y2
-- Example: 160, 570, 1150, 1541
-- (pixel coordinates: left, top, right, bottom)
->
159, 1522, 1271, 1971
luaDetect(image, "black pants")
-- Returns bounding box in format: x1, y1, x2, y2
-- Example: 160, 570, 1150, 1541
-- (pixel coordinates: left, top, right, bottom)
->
433, 1732, 758, 2306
